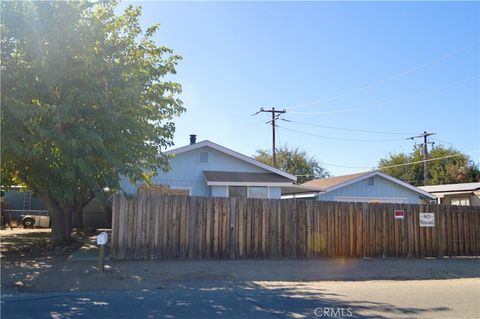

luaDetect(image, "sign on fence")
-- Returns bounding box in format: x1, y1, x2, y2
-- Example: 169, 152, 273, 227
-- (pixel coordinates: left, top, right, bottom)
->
419, 213, 435, 227
394, 210, 405, 220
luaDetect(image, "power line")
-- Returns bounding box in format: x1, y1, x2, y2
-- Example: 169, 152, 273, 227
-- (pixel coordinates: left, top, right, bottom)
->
318, 162, 374, 169
278, 125, 407, 142
276, 124, 282, 149
430, 137, 471, 149
315, 150, 479, 171
288, 76, 478, 115
380, 153, 462, 170
287, 41, 480, 111
280, 118, 416, 135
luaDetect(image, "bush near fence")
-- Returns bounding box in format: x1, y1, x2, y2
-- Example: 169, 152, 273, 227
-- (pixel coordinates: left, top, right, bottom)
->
111, 194, 480, 260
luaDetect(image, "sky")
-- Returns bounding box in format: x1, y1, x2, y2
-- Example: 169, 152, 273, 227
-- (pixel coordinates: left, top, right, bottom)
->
122, 1, 479, 176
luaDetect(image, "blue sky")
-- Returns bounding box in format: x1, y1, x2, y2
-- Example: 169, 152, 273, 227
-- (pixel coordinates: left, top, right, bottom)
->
124, 1, 479, 176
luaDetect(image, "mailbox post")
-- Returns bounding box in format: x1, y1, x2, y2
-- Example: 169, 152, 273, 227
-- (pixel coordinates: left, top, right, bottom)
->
97, 232, 108, 273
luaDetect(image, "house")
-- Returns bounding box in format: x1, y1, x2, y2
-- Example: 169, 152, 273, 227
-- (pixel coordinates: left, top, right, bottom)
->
419, 182, 480, 206
282, 170, 436, 204
120, 135, 297, 199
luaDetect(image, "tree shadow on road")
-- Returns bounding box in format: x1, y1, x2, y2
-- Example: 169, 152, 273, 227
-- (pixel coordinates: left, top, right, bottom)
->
1, 280, 452, 318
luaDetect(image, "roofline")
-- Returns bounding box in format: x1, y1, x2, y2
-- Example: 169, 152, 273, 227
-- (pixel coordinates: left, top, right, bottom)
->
207, 182, 295, 187
420, 189, 480, 193
316, 171, 373, 193
165, 140, 297, 181
317, 171, 436, 200
418, 184, 480, 193
281, 184, 326, 195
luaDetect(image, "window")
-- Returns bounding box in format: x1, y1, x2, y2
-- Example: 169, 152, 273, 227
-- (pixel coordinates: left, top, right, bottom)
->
228, 186, 247, 198
199, 151, 208, 163
248, 187, 268, 199
367, 177, 375, 186
450, 198, 470, 206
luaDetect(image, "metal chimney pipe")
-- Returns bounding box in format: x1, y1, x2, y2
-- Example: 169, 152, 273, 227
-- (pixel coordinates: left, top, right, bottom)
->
189, 134, 197, 145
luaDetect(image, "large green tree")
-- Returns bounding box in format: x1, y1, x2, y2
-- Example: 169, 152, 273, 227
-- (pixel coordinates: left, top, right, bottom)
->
379, 145, 480, 186
1, 1, 184, 244
254, 146, 329, 184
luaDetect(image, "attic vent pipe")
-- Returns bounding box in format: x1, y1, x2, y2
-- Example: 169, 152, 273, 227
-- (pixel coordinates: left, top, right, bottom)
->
190, 134, 197, 145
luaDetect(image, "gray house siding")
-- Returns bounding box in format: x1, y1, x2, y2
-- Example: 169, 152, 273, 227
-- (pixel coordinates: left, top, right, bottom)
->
317, 175, 423, 204
120, 145, 284, 199
269, 187, 282, 198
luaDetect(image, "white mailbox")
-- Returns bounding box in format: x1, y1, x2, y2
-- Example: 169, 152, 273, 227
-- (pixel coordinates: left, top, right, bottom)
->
96, 232, 108, 245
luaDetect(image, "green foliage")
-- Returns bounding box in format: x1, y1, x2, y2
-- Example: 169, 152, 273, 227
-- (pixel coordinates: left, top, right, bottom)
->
1, 2, 184, 208
379, 145, 480, 186
254, 146, 329, 184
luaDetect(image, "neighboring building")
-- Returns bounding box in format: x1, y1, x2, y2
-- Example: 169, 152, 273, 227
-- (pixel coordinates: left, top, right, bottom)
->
282, 170, 436, 204
120, 136, 296, 199
2, 187, 110, 228
419, 182, 480, 206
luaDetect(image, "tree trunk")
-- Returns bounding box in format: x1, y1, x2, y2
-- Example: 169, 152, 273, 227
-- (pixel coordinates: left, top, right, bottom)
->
72, 195, 94, 229
72, 205, 84, 229
42, 193, 73, 246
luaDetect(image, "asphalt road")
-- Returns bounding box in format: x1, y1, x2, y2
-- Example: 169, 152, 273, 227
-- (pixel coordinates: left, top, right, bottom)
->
2, 278, 479, 319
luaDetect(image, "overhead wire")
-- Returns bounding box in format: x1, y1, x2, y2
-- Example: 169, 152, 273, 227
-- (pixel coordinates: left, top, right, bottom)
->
280, 118, 416, 135
286, 41, 480, 111
314, 150, 479, 171
430, 137, 472, 149
276, 124, 282, 149
277, 125, 408, 142
288, 76, 479, 115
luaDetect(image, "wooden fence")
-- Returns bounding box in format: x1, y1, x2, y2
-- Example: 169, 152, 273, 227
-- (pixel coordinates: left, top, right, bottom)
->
111, 194, 480, 260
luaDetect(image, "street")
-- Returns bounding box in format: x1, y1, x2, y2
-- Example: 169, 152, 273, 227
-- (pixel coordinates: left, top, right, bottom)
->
2, 278, 479, 319
2, 230, 480, 318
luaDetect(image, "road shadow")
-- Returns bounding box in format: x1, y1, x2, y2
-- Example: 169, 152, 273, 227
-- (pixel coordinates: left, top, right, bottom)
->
1, 280, 452, 318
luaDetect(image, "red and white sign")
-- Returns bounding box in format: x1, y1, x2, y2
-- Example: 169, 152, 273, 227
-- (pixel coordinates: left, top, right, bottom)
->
394, 210, 405, 220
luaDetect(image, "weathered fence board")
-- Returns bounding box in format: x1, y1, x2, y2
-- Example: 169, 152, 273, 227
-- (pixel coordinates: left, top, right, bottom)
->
111, 194, 480, 260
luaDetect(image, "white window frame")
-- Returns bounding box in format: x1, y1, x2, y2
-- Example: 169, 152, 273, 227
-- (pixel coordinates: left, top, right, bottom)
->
450, 197, 470, 206
226, 186, 271, 198
227, 185, 248, 198
247, 186, 270, 199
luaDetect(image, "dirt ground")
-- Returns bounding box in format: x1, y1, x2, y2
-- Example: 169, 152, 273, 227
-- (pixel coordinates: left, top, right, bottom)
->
0, 228, 51, 256
1, 229, 480, 295
0, 227, 89, 258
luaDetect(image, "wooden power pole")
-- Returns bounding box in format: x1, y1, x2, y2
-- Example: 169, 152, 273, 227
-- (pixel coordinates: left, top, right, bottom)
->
408, 131, 436, 185
252, 107, 287, 168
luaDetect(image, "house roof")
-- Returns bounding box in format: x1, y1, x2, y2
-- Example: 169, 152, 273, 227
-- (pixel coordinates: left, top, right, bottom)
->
165, 140, 297, 181
419, 182, 480, 193
204, 171, 294, 186
302, 172, 369, 190
300, 170, 436, 200
280, 184, 324, 196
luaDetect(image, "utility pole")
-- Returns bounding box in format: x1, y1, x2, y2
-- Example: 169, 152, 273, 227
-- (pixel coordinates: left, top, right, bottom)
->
252, 107, 287, 167
407, 131, 436, 185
